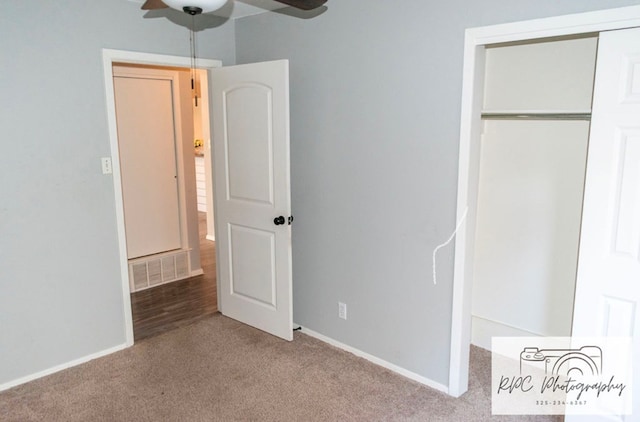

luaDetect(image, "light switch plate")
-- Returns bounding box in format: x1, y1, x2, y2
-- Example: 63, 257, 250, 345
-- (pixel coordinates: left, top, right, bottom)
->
101, 157, 113, 175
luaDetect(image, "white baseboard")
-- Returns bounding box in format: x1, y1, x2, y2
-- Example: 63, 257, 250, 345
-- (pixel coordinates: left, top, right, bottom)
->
205, 235, 215, 242
190, 268, 204, 277
295, 324, 449, 395
471, 315, 541, 351
0, 342, 130, 392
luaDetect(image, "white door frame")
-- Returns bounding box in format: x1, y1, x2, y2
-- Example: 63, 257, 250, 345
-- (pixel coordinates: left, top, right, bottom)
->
102, 49, 222, 346
449, 5, 640, 397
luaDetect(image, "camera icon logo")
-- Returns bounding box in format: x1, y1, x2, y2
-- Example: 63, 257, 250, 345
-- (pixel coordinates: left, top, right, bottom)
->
520, 346, 602, 377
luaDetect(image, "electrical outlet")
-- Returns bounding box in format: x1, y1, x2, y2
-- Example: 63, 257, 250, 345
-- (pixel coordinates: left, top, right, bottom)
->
338, 302, 347, 320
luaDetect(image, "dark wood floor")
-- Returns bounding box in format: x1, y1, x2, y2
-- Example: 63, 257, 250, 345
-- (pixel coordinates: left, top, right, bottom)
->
131, 212, 218, 341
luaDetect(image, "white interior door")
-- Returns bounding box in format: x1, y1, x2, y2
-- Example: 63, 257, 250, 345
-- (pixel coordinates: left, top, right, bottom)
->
572, 27, 640, 421
211, 60, 293, 341
114, 73, 182, 259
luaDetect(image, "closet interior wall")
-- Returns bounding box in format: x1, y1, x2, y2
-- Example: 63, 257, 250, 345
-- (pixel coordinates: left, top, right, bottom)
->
471, 36, 599, 350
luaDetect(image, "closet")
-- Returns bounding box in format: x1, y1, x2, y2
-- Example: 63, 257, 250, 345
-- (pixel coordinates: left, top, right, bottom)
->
471, 35, 599, 349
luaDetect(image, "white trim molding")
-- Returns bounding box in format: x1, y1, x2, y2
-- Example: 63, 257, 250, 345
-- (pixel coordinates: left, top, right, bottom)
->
297, 325, 449, 394
449, 5, 640, 398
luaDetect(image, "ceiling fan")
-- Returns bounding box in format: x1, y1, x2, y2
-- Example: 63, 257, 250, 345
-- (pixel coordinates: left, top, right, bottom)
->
139, 0, 326, 107
141, 0, 327, 14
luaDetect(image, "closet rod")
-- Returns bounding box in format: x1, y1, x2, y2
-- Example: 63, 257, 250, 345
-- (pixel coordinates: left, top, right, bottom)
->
481, 112, 591, 121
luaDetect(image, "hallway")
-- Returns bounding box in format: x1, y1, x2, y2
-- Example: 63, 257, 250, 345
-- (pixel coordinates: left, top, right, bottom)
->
131, 213, 217, 341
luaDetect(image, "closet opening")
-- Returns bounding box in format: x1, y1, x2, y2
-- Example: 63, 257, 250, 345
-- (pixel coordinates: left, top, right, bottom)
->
469, 34, 599, 351
449, 6, 640, 401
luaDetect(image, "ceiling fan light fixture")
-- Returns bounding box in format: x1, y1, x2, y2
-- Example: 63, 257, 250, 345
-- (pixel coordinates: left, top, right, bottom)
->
162, 0, 227, 14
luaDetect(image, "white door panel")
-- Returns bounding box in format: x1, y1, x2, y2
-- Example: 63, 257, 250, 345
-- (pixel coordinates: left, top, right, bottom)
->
229, 224, 277, 307
226, 85, 275, 205
212, 60, 292, 341
572, 27, 640, 421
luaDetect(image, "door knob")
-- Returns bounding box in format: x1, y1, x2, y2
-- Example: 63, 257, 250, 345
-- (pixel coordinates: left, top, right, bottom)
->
274, 216, 286, 225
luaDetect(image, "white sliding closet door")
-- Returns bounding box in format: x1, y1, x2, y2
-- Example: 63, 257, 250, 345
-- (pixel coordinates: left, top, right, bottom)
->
571, 26, 640, 420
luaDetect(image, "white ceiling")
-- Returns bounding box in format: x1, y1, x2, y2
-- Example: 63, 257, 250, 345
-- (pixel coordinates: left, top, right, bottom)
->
215, 0, 288, 19
129, 0, 287, 19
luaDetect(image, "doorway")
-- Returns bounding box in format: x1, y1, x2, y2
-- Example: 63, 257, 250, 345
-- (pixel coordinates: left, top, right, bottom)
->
111, 62, 218, 340
102, 49, 222, 346
447, 6, 640, 397
104, 50, 294, 345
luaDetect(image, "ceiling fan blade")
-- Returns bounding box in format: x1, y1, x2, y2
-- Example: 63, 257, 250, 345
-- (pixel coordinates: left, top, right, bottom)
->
273, 0, 327, 11
141, 0, 169, 10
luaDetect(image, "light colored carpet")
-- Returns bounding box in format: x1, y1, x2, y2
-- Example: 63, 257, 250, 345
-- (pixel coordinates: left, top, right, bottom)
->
0, 314, 561, 421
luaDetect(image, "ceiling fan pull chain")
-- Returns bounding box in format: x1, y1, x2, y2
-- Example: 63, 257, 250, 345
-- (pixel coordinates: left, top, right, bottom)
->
193, 15, 199, 107
189, 14, 198, 107
189, 15, 198, 107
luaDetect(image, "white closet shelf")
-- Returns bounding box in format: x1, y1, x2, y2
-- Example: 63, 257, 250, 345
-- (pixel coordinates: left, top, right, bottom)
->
481, 110, 591, 120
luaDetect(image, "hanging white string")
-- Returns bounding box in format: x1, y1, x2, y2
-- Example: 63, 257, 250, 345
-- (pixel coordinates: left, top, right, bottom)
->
432, 207, 468, 285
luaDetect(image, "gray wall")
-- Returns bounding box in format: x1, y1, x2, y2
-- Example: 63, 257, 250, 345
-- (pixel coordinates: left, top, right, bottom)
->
0, 1, 234, 385
2, 0, 638, 392
235, 0, 639, 385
